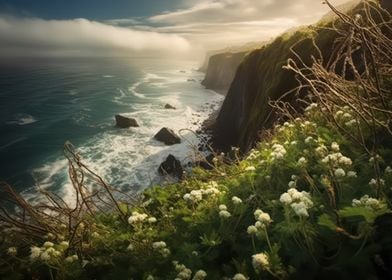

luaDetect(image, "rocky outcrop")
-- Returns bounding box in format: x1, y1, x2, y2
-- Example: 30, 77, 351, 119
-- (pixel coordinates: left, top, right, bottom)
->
164, 104, 176, 110
212, 1, 377, 152
201, 52, 247, 93
158, 154, 183, 179
154, 128, 181, 145
115, 115, 139, 128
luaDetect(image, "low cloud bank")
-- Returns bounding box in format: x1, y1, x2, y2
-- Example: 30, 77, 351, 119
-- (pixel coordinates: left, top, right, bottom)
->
0, 15, 191, 57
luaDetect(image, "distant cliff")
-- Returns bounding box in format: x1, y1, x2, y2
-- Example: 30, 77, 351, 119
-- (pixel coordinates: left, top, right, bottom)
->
212, 0, 387, 152
201, 51, 246, 93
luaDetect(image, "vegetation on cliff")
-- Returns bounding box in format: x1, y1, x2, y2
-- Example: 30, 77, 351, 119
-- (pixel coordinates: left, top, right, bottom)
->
0, 1, 391, 279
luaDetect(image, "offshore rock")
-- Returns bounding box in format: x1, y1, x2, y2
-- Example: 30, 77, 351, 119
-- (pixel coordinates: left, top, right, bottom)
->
154, 128, 181, 145
158, 154, 183, 179
164, 104, 176, 110
115, 115, 139, 128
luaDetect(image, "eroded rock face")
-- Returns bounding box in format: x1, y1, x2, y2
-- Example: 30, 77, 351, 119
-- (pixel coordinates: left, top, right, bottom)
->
115, 115, 139, 128
158, 154, 183, 179
154, 128, 181, 145
164, 104, 176, 110
201, 52, 246, 93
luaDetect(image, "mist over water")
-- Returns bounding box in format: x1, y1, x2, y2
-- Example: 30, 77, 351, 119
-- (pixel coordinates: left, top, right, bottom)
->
0, 57, 222, 204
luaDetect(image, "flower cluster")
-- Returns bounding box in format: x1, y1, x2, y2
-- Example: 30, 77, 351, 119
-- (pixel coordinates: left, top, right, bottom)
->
218, 204, 231, 219
184, 181, 222, 203
152, 241, 170, 257
192, 270, 207, 280
232, 196, 243, 205
252, 252, 270, 273
128, 211, 148, 224
30, 241, 69, 264
174, 262, 192, 280
280, 188, 313, 217
233, 273, 248, 280
247, 209, 272, 235
271, 144, 287, 161
352, 195, 385, 210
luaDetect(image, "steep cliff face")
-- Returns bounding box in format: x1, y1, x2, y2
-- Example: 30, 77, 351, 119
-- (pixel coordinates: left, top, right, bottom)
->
212, 1, 389, 152
212, 29, 333, 151
201, 51, 247, 93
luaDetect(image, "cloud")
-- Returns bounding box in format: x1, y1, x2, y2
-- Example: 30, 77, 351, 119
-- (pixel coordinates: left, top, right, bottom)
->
0, 15, 191, 57
147, 0, 355, 51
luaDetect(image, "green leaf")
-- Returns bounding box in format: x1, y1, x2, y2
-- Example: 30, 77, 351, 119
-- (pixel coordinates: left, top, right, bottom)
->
338, 207, 387, 223
318, 214, 337, 231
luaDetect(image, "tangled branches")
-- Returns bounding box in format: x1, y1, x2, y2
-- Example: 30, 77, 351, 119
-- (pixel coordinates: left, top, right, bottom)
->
274, 0, 391, 155
0, 142, 137, 247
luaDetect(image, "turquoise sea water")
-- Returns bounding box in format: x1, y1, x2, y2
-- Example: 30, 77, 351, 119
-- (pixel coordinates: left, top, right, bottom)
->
0, 57, 222, 203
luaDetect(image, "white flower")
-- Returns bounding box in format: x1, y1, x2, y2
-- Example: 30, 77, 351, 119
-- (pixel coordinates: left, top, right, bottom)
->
252, 253, 269, 272
298, 157, 307, 166
219, 210, 231, 219
192, 270, 207, 280
40, 251, 51, 261
331, 142, 340, 152
338, 156, 352, 166
352, 195, 384, 210
247, 225, 258, 235
219, 204, 227, 211
369, 178, 385, 187
288, 180, 296, 188
233, 273, 248, 280
280, 193, 292, 205
291, 202, 309, 217
152, 241, 167, 250
385, 166, 392, 174
232, 196, 243, 205
7, 247, 17, 256
148, 217, 157, 223
128, 211, 148, 224
127, 243, 134, 251
347, 171, 357, 178
271, 144, 287, 160
60, 241, 69, 248
334, 168, 346, 177
254, 209, 272, 225
146, 275, 155, 280
245, 166, 256, 172
30, 246, 42, 260
43, 241, 54, 248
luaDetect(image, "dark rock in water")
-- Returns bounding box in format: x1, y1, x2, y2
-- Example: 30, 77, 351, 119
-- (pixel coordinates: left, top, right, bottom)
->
187, 78, 196, 82
154, 128, 181, 145
164, 104, 176, 110
158, 154, 183, 179
115, 115, 139, 128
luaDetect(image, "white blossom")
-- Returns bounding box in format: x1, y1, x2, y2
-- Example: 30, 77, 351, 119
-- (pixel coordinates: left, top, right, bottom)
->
347, 171, 357, 178
247, 225, 258, 235
7, 247, 17, 256
219, 210, 231, 219
30, 246, 42, 261
252, 252, 270, 272
245, 166, 256, 172
192, 270, 207, 280
233, 273, 248, 280
334, 168, 346, 177
331, 142, 340, 152
232, 196, 243, 205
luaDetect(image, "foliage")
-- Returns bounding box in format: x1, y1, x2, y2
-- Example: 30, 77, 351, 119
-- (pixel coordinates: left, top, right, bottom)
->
1, 1, 392, 279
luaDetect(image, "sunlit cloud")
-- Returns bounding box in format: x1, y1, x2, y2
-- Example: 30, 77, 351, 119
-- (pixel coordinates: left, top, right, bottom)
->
0, 15, 191, 57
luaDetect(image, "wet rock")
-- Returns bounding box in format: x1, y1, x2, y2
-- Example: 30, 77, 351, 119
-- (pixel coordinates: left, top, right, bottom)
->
115, 115, 139, 128
164, 104, 176, 110
154, 127, 181, 145
158, 154, 183, 179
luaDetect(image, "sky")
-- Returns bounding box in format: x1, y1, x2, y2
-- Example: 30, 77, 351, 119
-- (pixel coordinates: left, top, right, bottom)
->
0, 0, 354, 58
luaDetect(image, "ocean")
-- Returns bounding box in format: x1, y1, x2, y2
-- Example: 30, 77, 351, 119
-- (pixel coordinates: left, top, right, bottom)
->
0, 57, 223, 204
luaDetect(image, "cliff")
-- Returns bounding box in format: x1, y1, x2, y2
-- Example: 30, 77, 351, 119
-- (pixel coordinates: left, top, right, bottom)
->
201, 51, 247, 93
212, 0, 388, 152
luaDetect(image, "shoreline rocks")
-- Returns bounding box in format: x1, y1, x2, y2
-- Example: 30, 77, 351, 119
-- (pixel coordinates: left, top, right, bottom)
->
115, 115, 139, 128
154, 128, 181, 145
158, 154, 183, 179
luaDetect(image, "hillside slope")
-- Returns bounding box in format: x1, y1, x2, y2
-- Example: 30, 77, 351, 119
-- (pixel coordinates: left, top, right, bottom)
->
212, 0, 390, 152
